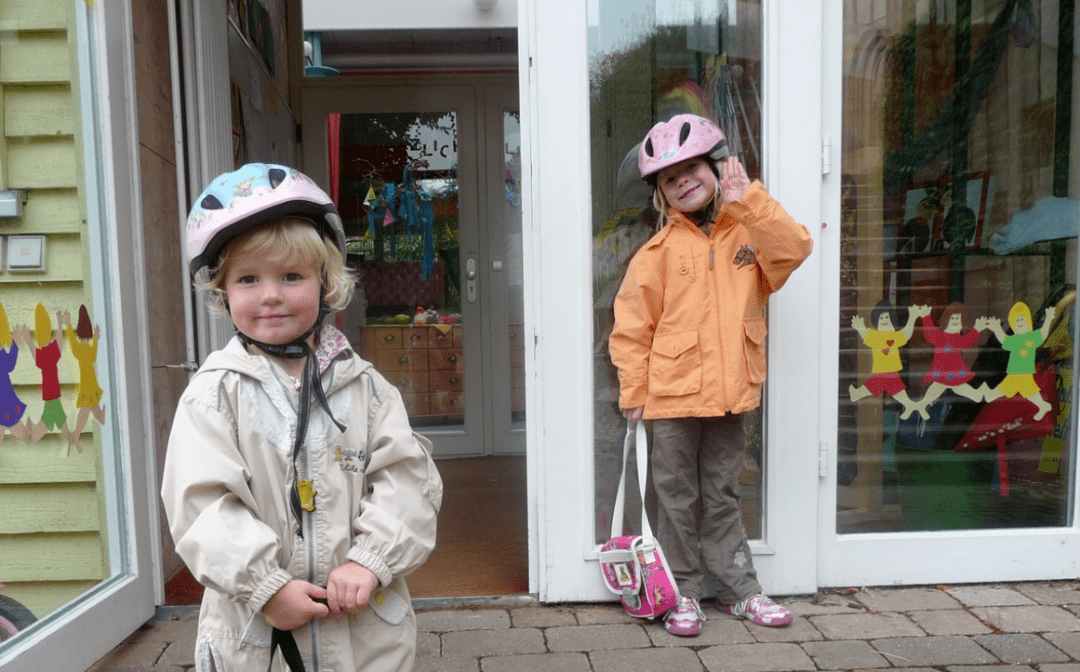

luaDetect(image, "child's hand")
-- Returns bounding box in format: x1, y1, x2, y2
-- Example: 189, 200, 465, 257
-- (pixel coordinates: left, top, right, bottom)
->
262, 580, 329, 630
720, 157, 751, 204
326, 561, 378, 617
622, 407, 644, 421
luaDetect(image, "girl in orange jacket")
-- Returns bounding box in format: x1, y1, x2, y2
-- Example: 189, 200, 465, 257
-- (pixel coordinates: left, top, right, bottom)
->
609, 115, 813, 637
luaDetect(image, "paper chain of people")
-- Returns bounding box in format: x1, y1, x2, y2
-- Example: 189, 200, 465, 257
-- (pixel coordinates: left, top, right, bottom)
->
0, 302, 106, 454
849, 299, 1055, 422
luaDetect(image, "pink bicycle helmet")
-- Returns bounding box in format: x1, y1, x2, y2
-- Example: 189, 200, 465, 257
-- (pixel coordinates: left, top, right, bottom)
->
638, 114, 728, 183
186, 163, 345, 275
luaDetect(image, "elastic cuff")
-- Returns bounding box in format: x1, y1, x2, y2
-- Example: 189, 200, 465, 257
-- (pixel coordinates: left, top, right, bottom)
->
346, 548, 393, 587
247, 568, 293, 613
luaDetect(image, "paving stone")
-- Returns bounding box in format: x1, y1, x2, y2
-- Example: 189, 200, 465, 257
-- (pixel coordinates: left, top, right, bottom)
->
971, 605, 1080, 633
946, 586, 1037, 607
850, 668, 939, 672
907, 608, 993, 635
441, 627, 546, 657
86, 642, 168, 670
1044, 632, 1080, 658
417, 631, 440, 658
546, 623, 651, 652
697, 642, 816, 672
869, 635, 998, 666
414, 655, 480, 672
746, 616, 824, 643
1040, 665, 1080, 672
647, 616, 756, 647
1015, 582, 1080, 606
856, 587, 963, 612
801, 640, 891, 670
809, 612, 924, 640
941, 666, 1034, 672
509, 605, 577, 628
418, 608, 511, 632
787, 595, 866, 617
482, 652, 593, 672
157, 638, 196, 667
572, 605, 640, 625
590, 647, 705, 672
974, 633, 1070, 664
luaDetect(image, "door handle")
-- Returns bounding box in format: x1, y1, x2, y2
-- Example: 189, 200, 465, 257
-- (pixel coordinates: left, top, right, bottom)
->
466, 258, 477, 303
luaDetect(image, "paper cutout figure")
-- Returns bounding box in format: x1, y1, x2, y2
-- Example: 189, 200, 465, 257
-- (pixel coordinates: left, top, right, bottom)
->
915, 302, 990, 415
63, 305, 106, 454
12, 304, 71, 444
982, 301, 1055, 421
849, 301, 932, 420
364, 185, 377, 207
0, 302, 29, 444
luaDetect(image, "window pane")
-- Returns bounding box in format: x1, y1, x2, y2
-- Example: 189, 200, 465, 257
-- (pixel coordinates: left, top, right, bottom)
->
589, 0, 764, 543
839, 0, 1078, 533
0, 5, 126, 645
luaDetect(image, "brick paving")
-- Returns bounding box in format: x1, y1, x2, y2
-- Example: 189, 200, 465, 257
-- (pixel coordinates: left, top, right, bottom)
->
87, 581, 1080, 672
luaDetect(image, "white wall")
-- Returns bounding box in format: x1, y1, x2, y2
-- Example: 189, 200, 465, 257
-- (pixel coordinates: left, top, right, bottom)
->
302, 0, 516, 30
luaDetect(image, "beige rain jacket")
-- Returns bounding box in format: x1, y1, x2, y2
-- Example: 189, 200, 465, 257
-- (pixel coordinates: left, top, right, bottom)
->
609, 181, 813, 419
162, 328, 442, 672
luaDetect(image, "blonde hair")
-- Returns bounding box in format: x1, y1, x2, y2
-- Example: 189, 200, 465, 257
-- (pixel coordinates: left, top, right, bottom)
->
195, 217, 356, 315
1008, 301, 1032, 330
0, 302, 10, 349
650, 159, 722, 230
34, 303, 51, 348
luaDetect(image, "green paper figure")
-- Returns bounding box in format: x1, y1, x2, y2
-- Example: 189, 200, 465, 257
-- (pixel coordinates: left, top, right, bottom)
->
983, 300, 1055, 421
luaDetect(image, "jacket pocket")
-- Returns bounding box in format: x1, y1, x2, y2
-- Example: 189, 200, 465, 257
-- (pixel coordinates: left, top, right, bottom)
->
649, 331, 702, 396
369, 580, 411, 625
743, 318, 768, 384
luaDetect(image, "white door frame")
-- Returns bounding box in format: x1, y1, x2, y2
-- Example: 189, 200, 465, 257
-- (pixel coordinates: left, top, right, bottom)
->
814, 0, 1080, 588
522, 0, 824, 602
0, 2, 158, 669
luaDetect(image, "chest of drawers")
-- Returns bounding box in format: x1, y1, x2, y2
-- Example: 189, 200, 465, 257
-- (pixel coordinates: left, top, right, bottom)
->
360, 324, 463, 418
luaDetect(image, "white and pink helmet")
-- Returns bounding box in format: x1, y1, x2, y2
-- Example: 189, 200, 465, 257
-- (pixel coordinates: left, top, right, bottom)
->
185, 163, 345, 275
638, 114, 729, 183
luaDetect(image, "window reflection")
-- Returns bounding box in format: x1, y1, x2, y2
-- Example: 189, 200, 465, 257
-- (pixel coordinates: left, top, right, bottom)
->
589, 0, 764, 544
839, 0, 1078, 533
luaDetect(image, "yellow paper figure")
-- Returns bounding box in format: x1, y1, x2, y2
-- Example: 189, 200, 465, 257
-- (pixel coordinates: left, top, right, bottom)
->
849, 301, 932, 420
63, 305, 106, 453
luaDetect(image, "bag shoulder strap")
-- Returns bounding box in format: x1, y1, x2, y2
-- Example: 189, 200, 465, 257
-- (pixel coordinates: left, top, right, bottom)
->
609, 419, 654, 543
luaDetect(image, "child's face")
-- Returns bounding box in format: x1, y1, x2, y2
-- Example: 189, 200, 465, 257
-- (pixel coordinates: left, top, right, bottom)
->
223, 251, 322, 348
657, 157, 717, 213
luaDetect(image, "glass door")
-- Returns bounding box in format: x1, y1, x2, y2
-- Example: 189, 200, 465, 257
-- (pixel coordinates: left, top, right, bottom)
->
818, 0, 1080, 586
0, 2, 157, 669
300, 77, 523, 457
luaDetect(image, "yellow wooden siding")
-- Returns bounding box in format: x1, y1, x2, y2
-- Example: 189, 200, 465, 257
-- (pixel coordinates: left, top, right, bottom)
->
0, 533, 105, 582
0, 484, 99, 533
0, 1, 109, 622
0, 1, 67, 31
6, 136, 78, 188
0, 33, 71, 85
0, 438, 96, 484
5, 85, 75, 137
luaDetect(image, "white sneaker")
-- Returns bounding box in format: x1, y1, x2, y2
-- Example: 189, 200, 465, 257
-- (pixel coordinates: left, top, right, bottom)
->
719, 593, 792, 626
664, 596, 705, 636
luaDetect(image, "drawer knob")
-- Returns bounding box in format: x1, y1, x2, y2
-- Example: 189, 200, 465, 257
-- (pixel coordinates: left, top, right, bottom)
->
398, 356, 409, 364
448, 355, 457, 363
384, 334, 394, 342
449, 376, 459, 385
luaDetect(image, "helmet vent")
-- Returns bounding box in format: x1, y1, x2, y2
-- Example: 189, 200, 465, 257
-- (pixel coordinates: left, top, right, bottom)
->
268, 168, 287, 189
200, 194, 224, 210
679, 122, 692, 146
644, 138, 654, 158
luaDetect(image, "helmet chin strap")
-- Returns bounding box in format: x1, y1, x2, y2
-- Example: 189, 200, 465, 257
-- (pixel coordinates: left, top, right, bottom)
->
232, 285, 346, 533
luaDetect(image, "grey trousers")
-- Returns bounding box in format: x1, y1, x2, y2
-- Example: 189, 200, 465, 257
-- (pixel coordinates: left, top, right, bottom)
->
651, 415, 761, 603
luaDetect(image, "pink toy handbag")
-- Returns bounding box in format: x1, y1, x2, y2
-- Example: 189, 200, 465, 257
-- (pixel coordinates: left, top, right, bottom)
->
599, 419, 681, 619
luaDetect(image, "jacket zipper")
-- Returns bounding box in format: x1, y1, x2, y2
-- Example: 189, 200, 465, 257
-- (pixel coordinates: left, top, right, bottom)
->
265, 359, 321, 670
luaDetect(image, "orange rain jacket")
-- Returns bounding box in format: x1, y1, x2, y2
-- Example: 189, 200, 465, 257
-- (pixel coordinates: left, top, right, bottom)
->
609, 181, 814, 419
